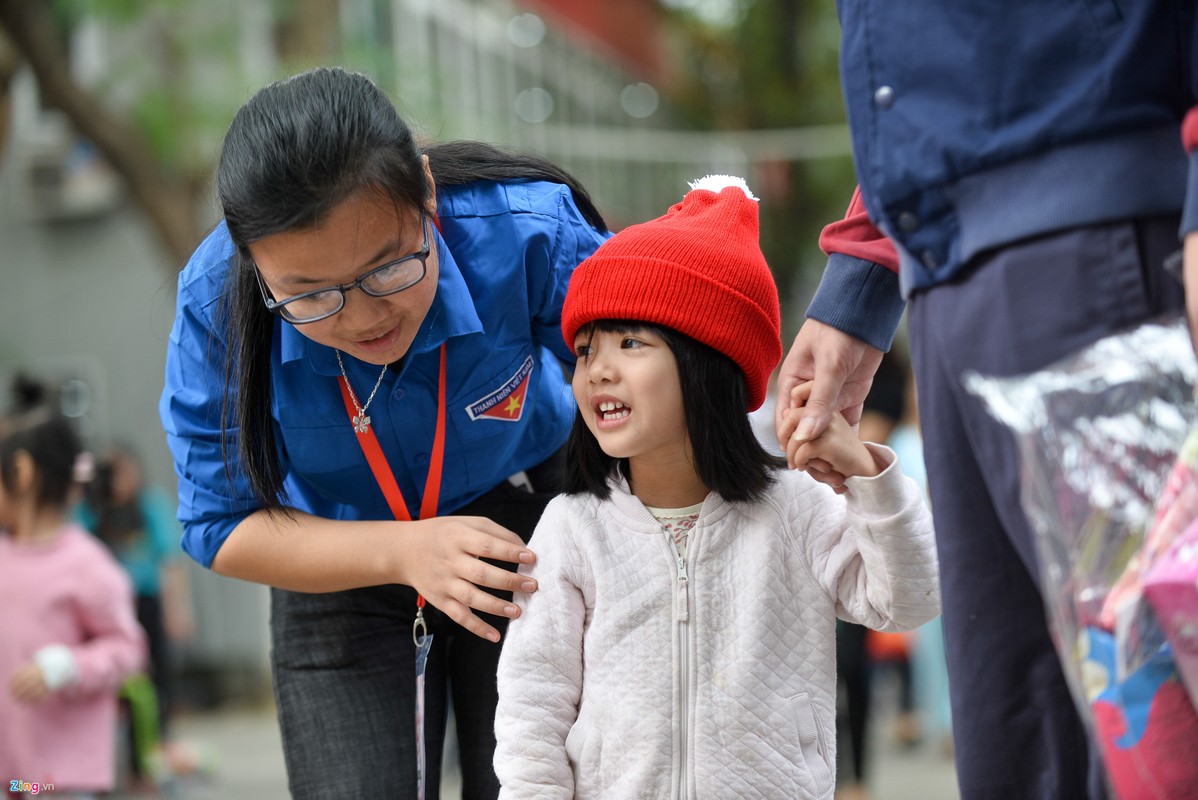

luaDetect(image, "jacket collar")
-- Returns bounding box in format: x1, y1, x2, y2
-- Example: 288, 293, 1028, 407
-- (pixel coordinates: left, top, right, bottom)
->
606, 473, 731, 531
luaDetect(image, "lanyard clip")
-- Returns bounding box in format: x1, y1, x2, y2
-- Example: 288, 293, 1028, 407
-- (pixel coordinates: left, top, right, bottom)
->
413, 606, 428, 645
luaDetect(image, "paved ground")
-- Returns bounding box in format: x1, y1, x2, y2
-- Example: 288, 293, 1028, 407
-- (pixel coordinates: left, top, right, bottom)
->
112, 698, 958, 800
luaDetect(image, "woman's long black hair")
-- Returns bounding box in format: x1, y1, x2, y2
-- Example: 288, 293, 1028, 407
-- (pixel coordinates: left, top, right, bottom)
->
564, 321, 785, 503
214, 67, 606, 507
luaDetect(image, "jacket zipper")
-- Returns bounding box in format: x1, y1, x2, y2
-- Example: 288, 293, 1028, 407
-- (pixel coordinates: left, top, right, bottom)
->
672, 538, 690, 800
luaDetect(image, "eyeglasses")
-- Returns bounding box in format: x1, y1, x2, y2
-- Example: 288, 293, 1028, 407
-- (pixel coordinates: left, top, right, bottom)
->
255, 214, 430, 324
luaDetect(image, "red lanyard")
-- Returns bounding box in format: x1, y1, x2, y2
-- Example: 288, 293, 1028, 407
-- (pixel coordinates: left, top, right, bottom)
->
338, 342, 448, 615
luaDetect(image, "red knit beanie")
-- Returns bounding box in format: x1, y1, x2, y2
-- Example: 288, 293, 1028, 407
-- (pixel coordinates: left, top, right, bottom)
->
562, 175, 782, 411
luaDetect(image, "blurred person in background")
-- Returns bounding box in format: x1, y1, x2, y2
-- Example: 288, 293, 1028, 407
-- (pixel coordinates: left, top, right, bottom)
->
858, 350, 923, 754
833, 613, 873, 800
0, 386, 146, 799
882, 354, 955, 759
833, 349, 910, 800
159, 66, 609, 798
76, 442, 196, 784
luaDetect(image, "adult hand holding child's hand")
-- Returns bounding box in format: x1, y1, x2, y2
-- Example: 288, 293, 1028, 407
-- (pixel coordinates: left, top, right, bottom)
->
781, 381, 881, 493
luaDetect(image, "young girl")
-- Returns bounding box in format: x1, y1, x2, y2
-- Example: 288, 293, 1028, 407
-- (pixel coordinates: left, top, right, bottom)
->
493, 177, 940, 799
0, 406, 146, 798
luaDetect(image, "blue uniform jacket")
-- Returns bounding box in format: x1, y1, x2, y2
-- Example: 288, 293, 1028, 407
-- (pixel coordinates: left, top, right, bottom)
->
810, 0, 1197, 349
160, 180, 610, 567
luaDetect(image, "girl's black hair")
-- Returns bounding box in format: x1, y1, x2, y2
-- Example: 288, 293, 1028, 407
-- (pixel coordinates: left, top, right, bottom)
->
214, 66, 607, 507
564, 321, 785, 503
0, 408, 83, 514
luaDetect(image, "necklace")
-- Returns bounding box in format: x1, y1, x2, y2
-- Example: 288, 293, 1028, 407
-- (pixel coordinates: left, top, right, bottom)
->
335, 350, 388, 433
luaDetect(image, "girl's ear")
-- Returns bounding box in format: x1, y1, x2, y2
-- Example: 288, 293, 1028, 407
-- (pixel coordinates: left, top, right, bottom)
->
421, 154, 437, 217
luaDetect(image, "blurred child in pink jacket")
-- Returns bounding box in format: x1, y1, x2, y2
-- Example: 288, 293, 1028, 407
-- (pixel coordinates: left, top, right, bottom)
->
0, 400, 146, 798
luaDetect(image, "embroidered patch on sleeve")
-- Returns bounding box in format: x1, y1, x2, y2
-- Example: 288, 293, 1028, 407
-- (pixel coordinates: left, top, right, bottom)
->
465, 356, 534, 422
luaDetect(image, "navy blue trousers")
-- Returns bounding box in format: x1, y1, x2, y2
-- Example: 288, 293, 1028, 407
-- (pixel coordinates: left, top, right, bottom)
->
907, 216, 1184, 800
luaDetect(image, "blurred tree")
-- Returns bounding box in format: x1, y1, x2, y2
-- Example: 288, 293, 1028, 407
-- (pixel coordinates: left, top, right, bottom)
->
0, 0, 340, 269
0, 0, 201, 266
0, 29, 18, 161
276, 0, 341, 63
660, 0, 854, 330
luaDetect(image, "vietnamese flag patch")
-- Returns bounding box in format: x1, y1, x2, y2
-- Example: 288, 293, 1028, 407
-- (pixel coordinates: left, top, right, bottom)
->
465, 356, 534, 422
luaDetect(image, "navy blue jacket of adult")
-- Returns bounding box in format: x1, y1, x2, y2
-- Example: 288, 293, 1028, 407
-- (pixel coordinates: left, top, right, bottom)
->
809, 0, 1196, 350
160, 179, 610, 568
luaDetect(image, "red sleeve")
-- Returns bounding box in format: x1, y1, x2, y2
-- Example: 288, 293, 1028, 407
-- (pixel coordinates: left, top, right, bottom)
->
818, 186, 900, 275
1183, 106, 1198, 154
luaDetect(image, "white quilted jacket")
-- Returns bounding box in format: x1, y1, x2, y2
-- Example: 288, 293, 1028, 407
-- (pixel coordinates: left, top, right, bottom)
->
494, 449, 940, 799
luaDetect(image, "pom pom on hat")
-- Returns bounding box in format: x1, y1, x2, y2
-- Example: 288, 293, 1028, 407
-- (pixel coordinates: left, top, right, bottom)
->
562, 175, 782, 411
687, 174, 759, 200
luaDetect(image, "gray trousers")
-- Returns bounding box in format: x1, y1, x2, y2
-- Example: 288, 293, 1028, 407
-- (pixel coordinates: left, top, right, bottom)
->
908, 216, 1184, 800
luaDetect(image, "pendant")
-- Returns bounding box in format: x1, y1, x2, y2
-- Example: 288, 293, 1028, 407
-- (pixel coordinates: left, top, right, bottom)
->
353, 412, 372, 433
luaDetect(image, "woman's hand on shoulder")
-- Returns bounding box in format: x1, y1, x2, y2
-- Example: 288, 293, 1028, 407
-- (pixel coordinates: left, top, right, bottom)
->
398, 517, 538, 642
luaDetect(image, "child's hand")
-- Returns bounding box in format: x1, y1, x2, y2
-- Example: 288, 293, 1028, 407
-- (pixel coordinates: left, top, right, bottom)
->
781, 382, 882, 492
9, 661, 51, 705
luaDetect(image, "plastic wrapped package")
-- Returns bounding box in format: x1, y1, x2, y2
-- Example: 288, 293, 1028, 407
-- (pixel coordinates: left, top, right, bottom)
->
1140, 440, 1198, 710
964, 315, 1198, 800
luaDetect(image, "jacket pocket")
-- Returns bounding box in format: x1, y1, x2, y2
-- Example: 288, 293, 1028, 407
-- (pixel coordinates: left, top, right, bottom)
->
565, 712, 604, 794
790, 692, 833, 799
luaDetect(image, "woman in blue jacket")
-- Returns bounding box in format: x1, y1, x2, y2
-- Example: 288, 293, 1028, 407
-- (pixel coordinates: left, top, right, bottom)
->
159, 67, 609, 799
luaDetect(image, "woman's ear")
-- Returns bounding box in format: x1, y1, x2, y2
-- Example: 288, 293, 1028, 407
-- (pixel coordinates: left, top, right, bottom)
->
421, 154, 437, 217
